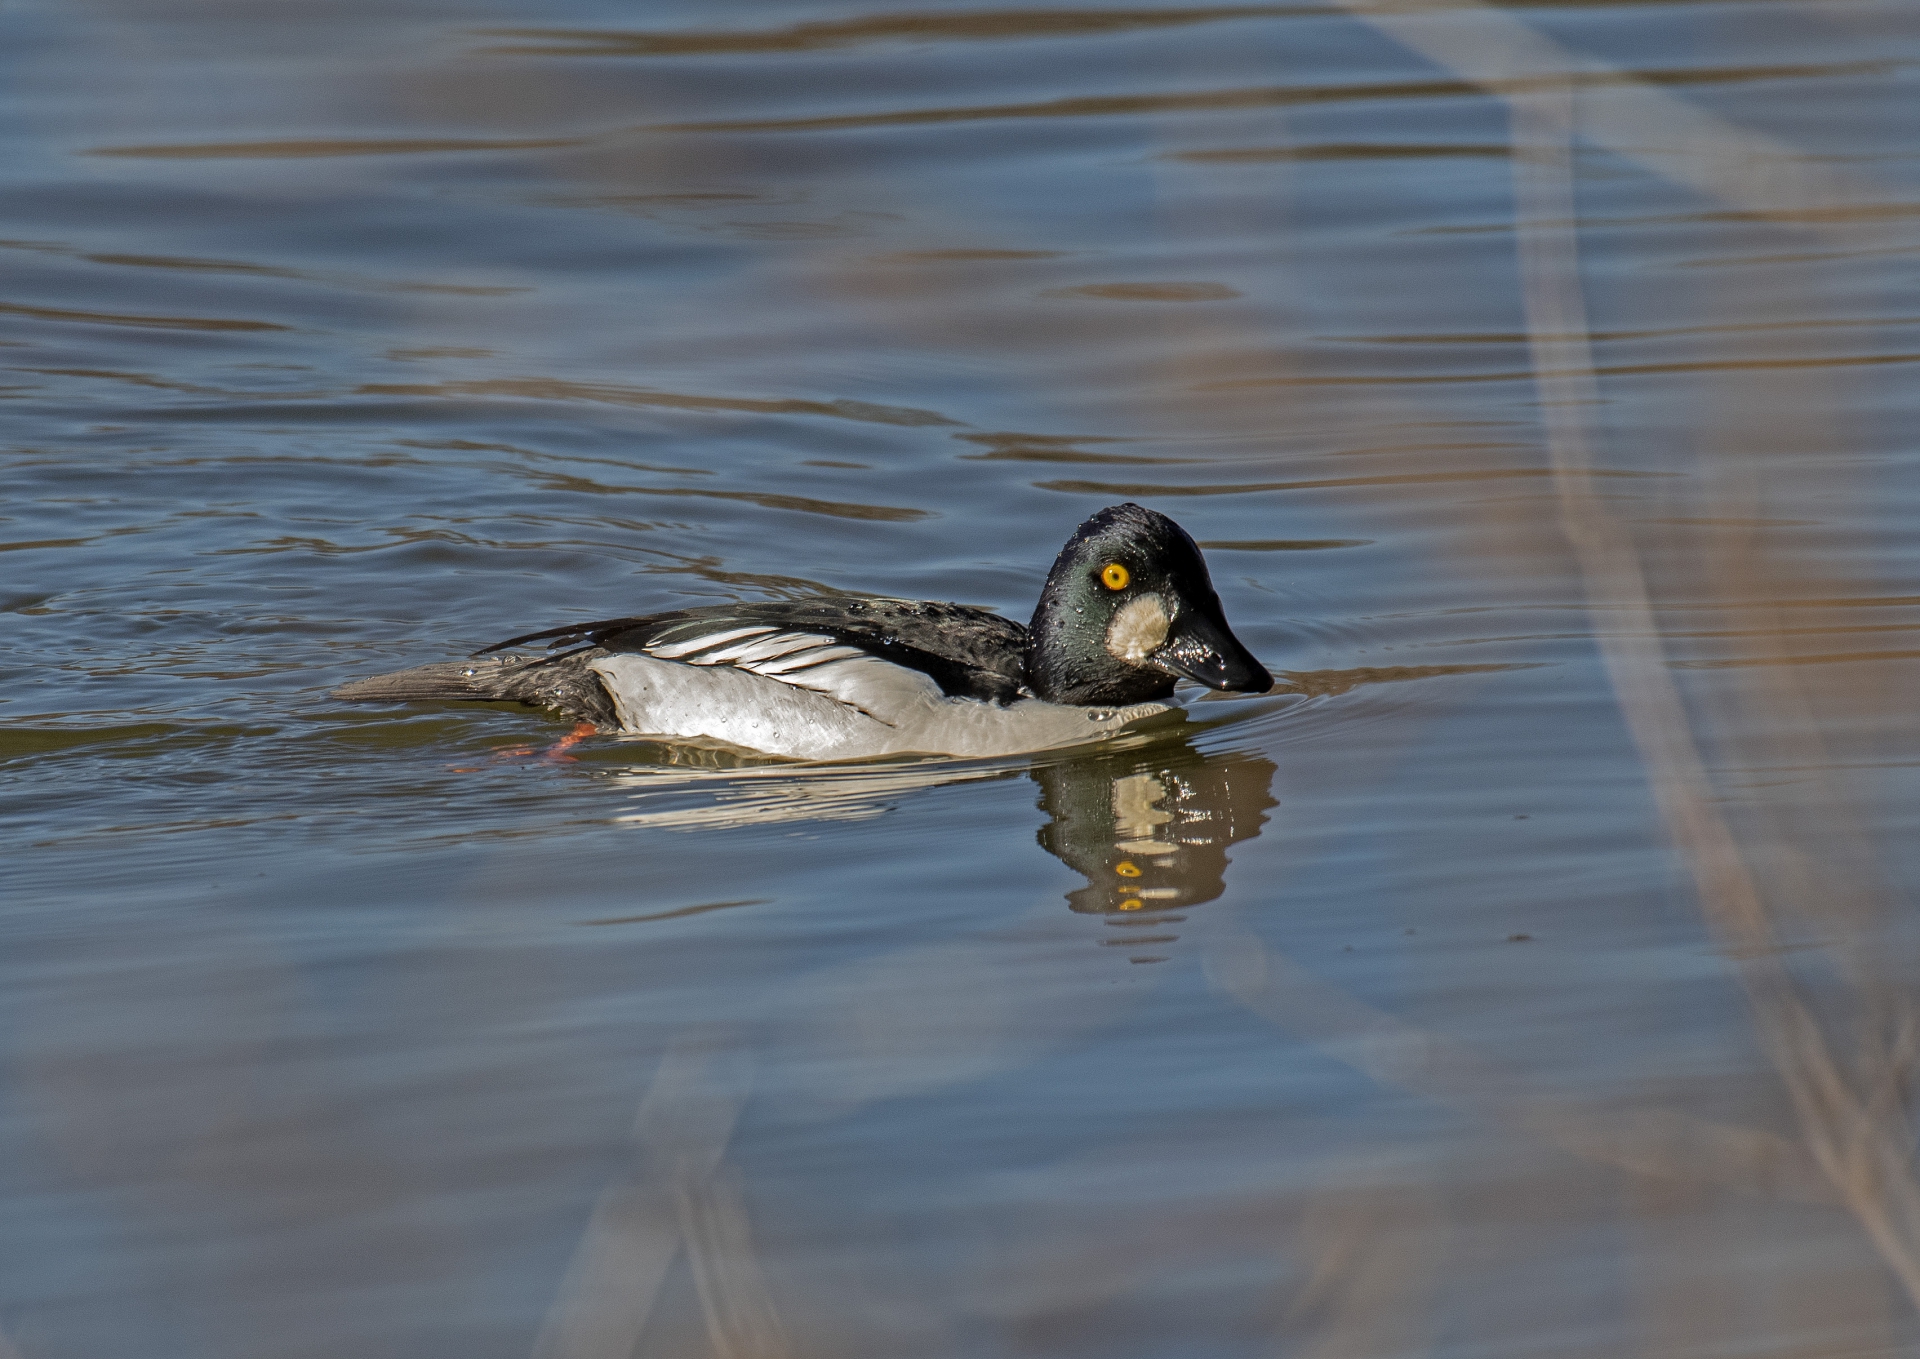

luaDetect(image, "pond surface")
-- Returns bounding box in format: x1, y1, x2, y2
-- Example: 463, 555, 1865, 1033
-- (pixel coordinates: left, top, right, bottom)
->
4, 0, 1920, 1355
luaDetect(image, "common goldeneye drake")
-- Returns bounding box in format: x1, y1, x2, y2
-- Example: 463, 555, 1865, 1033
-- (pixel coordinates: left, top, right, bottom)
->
333, 503, 1272, 760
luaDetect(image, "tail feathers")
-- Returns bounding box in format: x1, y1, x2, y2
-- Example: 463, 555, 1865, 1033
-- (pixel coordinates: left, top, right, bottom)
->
332, 652, 616, 728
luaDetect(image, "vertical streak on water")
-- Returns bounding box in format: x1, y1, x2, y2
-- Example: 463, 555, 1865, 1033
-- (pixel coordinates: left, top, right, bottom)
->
1505, 60, 1920, 1311
533, 1031, 767, 1359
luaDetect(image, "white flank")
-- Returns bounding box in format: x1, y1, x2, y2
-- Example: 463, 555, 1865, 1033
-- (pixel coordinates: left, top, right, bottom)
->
1105, 594, 1171, 663
588, 652, 1172, 760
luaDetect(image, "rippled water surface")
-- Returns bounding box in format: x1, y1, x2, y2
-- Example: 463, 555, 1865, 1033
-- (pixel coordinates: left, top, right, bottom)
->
5, 0, 1920, 1355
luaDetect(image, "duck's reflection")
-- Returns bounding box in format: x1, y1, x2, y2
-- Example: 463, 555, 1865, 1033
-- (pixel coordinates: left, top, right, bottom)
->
1033, 742, 1277, 919
608, 734, 1277, 932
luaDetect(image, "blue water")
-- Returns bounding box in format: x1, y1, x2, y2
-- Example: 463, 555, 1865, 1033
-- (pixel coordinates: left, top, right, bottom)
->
5, 0, 1920, 1354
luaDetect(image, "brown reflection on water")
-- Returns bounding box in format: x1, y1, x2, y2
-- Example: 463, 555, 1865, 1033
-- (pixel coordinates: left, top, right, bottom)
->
357, 377, 960, 429
639, 63, 1867, 137
1166, 141, 1511, 162
1041, 281, 1244, 302
0, 299, 290, 333
471, 6, 1318, 58
86, 136, 590, 159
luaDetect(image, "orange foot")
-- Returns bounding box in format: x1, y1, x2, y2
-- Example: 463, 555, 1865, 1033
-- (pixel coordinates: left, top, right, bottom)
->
543, 722, 598, 762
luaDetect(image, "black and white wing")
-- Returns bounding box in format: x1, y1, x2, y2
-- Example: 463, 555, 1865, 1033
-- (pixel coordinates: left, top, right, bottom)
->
484, 598, 1032, 704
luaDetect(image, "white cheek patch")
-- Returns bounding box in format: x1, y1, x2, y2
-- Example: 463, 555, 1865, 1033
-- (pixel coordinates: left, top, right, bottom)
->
1105, 594, 1171, 664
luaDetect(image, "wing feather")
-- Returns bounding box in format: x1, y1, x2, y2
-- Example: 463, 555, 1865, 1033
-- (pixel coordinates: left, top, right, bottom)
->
647, 625, 776, 660
748, 643, 867, 674
481, 597, 1031, 704
711, 633, 826, 666
745, 654, 939, 723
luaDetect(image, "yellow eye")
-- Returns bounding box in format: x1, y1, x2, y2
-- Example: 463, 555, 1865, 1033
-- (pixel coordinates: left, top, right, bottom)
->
1101, 563, 1130, 590
1115, 861, 1142, 878
1119, 899, 1145, 911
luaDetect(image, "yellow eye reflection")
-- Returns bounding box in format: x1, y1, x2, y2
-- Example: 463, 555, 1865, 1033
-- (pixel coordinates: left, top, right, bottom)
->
1114, 861, 1142, 878
1101, 562, 1130, 590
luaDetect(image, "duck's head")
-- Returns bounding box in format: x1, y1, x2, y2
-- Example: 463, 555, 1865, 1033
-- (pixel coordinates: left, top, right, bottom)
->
1027, 503, 1273, 706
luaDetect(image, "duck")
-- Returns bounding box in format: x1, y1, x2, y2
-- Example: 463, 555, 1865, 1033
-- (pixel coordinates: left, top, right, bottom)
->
332, 503, 1272, 761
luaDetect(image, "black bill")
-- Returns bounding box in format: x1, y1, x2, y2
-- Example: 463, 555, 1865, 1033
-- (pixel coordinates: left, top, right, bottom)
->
1152, 608, 1273, 693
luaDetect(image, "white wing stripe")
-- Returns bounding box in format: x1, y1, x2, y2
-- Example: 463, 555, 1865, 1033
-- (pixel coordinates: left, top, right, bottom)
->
727, 636, 833, 666
646, 626, 775, 660
637, 626, 924, 721
752, 645, 865, 674
696, 631, 831, 665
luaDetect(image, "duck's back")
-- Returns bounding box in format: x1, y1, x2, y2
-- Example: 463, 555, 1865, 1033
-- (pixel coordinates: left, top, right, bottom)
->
552, 597, 1032, 704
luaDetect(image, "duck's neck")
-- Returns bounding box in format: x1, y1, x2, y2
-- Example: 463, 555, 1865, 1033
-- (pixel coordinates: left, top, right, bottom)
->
1025, 596, 1178, 706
